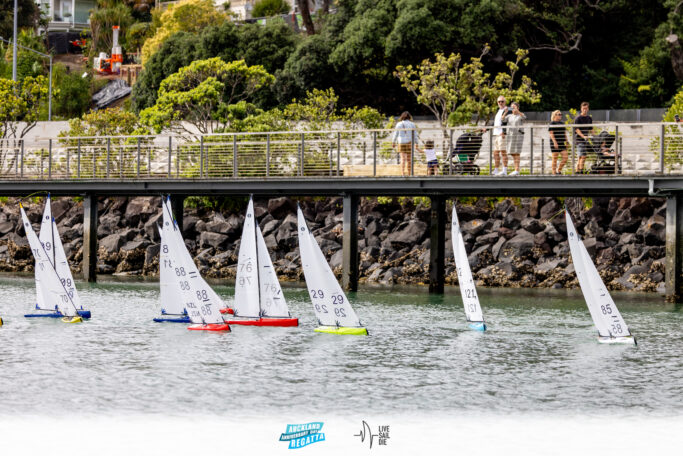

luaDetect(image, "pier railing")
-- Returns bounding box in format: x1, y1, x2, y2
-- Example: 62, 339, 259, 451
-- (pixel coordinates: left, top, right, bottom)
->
2, 123, 682, 179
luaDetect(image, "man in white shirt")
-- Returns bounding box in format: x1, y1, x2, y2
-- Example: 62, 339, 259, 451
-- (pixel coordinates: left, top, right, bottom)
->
492, 96, 509, 175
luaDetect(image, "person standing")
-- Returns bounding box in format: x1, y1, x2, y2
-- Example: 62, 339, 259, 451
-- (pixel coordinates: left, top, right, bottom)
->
392, 111, 419, 176
574, 102, 593, 173
549, 110, 568, 174
503, 102, 526, 176
492, 96, 509, 175
423, 140, 439, 175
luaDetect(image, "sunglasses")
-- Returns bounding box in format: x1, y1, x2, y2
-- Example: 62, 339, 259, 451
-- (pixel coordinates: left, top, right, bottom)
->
497, 100, 505, 103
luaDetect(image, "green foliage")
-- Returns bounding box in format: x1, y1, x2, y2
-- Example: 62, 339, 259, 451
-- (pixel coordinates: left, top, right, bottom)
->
90, 0, 134, 54
139, 58, 275, 135
2, 30, 48, 81
0, 75, 49, 139
126, 21, 153, 53
53, 65, 91, 119
252, 0, 290, 18
0, 0, 40, 41
141, 0, 228, 64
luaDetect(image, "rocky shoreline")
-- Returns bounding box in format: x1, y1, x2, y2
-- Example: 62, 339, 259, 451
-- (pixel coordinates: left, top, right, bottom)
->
0, 195, 666, 294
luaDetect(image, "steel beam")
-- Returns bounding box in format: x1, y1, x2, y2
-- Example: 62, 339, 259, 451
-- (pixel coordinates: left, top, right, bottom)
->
342, 193, 359, 291
429, 196, 446, 294
666, 195, 683, 301
82, 194, 98, 283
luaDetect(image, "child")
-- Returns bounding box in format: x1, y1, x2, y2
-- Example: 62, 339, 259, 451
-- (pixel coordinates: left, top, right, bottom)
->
423, 140, 439, 175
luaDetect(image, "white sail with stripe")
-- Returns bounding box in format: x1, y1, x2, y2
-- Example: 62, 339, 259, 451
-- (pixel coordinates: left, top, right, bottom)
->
233, 199, 261, 318
451, 205, 485, 324
297, 206, 362, 327
158, 209, 187, 316
21, 207, 78, 317
566, 211, 634, 342
256, 222, 290, 317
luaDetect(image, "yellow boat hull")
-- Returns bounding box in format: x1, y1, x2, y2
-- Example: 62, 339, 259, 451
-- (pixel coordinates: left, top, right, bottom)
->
0, 316, 3, 326
61, 316, 83, 324
314, 326, 368, 336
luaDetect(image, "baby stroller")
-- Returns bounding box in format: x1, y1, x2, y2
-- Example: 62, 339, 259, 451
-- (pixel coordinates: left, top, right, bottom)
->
448, 131, 483, 175
588, 130, 621, 174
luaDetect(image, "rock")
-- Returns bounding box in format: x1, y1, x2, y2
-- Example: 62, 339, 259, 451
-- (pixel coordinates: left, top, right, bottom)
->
609, 209, 641, 233
329, 250, 344, 269
633, 246, 665, 264
637, 214, 665, 246
381, 267, 402, 284
596, 247, 617, 265
183, 215, 199, 235
491, 199, 513, 219
520, 217, 544, 234
261, 219, 280, 237
582, 219, 604, 240
629, 197, 654, 217
384, 220, 428, 247
121, 239, 150, 252
264, 234, 278, 251
0, 221, 14, 235
124, 197, 159, 226
99, 233, 124, 254
97, 213, 121, 238
583, 237, 598, 257
143, 213, 163, 241
462, 219, 489, 236
539, 199, 561, 220
144, 244, 160, 265
474, 231, 499, 246
502, 208, 528, 230
468, 244, 493, 270
199, 232, 229, 249
492, 237, 506, 260
267, 197, 296, 219
98, 263, 115, 274
498, 230, 535, 262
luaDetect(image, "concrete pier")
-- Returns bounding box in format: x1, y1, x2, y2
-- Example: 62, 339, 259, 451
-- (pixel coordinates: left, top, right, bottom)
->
82, 194, 98, 282
665, 195, 683, 301
342, 193, 359, 291
429, 196, 446, 293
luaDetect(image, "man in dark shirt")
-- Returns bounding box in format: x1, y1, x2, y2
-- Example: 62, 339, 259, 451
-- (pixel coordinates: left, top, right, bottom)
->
574, 102, 593, 173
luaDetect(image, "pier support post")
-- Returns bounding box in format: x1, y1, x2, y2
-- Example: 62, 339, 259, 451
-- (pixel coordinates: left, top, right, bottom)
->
170, 195, 185, 233
82, 194, 98, 282
429, 196, 446, 294
665, 195, 683, 301
342, 192, 359, 292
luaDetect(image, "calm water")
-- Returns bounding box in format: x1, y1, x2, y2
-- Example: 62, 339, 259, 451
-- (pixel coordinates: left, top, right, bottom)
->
0, 276, 681, 418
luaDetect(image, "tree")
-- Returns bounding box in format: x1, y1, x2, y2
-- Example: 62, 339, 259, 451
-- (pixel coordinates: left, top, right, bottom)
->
394, 48, 541, 141
252, 0, 290, 18
89, 0, 134, 54
53, 65, 91, 119
139, 58, 275, 136
0, 76, 49, 173
140, 0, 228, 64
0, 0, 40, 41
296, 0, 316, 35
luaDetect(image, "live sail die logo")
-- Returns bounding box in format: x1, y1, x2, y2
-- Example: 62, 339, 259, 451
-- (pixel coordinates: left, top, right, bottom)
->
279, 422, 325, 449
354, 421, 390, 448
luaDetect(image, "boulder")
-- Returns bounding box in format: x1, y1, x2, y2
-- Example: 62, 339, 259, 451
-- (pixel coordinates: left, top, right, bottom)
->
143, 212, 163, 241
539, 199, 561, 220
637, 214, 665, 246
520, 217, 544, 234
329, 250, 344, 269
99, 233, 124, 254
267, 197, 296, 218
462, 219, 489, 236
0, 221, 14, 235
384, 220, 428, 247
199, 232, 229, 249
261, 219, 280, 237
498, 230, 535, 262
474, 231, 500, 247
502, 208, 528, 230
609, 208, 641, 233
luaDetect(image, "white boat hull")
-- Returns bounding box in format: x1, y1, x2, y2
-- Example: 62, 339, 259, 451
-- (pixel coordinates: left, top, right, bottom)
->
598, 335, 637, 345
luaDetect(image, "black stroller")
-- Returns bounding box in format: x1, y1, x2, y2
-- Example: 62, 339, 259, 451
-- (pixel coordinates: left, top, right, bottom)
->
448, 131, 483, 175
588, 130, 621, 174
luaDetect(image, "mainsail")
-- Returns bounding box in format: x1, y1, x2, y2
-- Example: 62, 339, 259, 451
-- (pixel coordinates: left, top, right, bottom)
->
233, 199, 261, 318
297, 206, 362, 328
565, 211, 633, 340
451, 205, 485, 325
158, 209, 189, 316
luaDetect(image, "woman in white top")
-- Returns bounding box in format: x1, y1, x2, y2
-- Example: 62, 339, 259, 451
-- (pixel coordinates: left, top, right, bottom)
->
392, 111, 419, 176
502, 102, 526, 176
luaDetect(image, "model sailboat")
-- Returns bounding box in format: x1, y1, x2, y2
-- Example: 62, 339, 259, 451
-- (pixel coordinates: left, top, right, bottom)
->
451, 205, 486, 331
297, 205, 367, 335
226, 198, 298, 326
159, 200, 229, 332
24, 195, 90, 319
20, 204, 83, 323
566, 211, 636, 344
153, 197, 191, 323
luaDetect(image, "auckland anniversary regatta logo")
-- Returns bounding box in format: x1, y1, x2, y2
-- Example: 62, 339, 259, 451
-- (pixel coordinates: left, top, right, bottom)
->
279, 422, 326, 449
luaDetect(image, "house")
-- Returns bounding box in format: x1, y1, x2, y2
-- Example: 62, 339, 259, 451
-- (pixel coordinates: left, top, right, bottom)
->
36, 0, 96, 33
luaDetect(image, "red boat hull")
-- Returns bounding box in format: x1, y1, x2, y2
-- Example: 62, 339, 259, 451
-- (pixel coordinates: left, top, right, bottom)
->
187, 323, 231, 332
219, 308, 235, 315
226, 318, 298, 327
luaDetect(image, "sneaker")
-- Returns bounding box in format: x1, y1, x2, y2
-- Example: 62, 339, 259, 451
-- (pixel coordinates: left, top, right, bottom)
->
492, 168, 500, 175
499, 167, 508, 176
509, 170, 519, 176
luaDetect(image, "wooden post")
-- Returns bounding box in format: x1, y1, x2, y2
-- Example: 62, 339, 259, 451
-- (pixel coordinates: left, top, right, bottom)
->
342, 193, 359, 292
429, 196, 446, 294
82, 194, 98, 282
666, 195, 683, 302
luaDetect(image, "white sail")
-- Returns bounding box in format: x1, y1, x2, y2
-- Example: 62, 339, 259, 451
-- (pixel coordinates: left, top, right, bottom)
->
233, 199, 261, 318
34, 201, 52, 310
297, 206, 362, 327
38, 196, 82, 310
256, 223, 290, 318
161, 197, 226, 310
163, 217, 223, 324
21, 207, 77, 317
566, 212, 632, 338
451, 206, 485, 323
158, 212, 187, 316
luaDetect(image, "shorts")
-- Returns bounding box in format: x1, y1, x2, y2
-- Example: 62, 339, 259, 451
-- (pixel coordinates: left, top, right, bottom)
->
398, 143, 412, 154
551, 143, 567, 154
507, 134, 523, 155
493, 134, 506, 150
577, 142, 589, 157
427, 160, 439, 167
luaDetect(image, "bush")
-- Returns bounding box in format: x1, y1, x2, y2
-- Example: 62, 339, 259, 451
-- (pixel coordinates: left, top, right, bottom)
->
251, 0, 290, 18
53, 65, 91, 119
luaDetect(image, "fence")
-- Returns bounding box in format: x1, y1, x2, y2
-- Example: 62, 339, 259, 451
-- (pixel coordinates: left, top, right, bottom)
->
2, 123, 683, 180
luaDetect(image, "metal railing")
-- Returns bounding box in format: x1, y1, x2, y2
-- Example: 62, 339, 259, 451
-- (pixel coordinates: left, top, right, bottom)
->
2, 123, 682, 180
